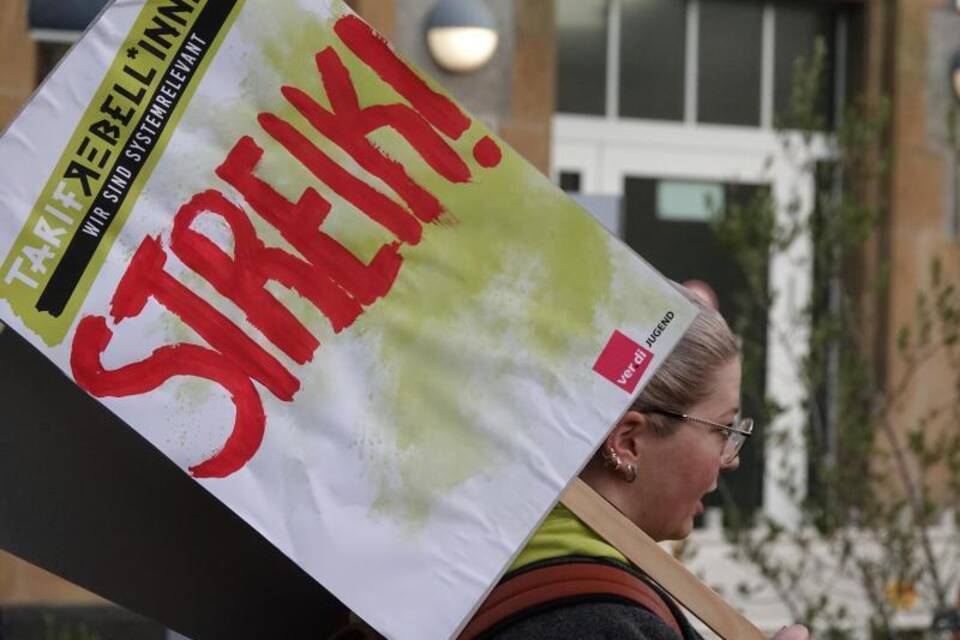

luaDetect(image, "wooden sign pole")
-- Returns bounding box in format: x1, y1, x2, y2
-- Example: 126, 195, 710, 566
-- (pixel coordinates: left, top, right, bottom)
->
560, 478, 766, 640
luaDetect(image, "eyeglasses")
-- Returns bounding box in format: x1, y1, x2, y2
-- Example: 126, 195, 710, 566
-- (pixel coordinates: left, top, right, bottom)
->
644, 408, 754, 465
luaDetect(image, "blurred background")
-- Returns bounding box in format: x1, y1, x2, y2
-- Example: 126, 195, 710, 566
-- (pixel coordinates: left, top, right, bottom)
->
1, 0, 959, 638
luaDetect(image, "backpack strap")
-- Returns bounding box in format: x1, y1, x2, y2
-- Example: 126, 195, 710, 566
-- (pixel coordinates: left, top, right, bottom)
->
459, 560, 683, 639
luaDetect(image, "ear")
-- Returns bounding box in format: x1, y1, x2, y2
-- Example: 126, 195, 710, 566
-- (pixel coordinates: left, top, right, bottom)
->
604, 410, 650, 464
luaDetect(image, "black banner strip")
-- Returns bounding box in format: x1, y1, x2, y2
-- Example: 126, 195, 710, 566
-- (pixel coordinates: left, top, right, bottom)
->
36, 0, 239, 317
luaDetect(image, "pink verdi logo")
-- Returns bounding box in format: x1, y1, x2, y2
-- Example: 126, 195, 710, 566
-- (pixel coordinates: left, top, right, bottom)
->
592, 330, 654, 393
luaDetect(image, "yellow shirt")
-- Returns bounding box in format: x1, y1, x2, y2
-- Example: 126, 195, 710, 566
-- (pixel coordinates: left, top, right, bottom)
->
508, 503, 629, 572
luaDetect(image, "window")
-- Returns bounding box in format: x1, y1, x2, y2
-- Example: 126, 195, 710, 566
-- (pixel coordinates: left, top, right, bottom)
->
29, 0, 107, 33
556, 0, 609, 116
698, 0, 763, 126
619, 0, 686, 121
36, 42, 72, 85
29, 0, 107, 85
774, 2, 836, 128
555, 0, 861, 130
29, 0, 102, 86
559, 170, 582, 193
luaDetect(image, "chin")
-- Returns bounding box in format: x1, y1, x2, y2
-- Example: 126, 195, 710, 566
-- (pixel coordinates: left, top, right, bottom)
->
668, 518, 695, 541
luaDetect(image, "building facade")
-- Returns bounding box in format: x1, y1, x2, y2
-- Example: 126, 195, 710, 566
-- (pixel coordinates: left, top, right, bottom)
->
1, 0, 958, 637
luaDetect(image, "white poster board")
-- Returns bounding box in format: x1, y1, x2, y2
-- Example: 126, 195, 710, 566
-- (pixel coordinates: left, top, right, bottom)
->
0, 1, 696, 637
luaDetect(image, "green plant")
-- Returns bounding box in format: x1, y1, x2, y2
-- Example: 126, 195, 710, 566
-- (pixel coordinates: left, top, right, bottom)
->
713, 39, 960, 639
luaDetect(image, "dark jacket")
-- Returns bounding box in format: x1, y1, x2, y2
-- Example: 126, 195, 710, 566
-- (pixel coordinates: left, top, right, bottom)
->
483, 558, 703, 640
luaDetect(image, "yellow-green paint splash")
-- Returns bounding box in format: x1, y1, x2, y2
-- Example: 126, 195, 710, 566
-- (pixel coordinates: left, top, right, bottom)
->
354, 145, 616, 526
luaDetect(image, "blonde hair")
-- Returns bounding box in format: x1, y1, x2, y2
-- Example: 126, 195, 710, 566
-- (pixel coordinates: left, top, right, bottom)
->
631, 288, 738, 435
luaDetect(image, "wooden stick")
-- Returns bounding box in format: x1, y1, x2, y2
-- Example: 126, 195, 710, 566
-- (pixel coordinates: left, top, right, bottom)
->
560, 478, 766, 640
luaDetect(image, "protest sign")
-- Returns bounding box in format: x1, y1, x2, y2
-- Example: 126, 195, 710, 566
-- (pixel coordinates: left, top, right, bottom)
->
0, 1, 697, 637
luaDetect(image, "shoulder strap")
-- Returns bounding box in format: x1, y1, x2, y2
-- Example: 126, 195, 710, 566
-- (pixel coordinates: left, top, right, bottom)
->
458, 560, 684, 639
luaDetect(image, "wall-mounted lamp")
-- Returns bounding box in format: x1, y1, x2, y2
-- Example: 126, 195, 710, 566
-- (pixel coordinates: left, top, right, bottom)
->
425, 0, 498, 74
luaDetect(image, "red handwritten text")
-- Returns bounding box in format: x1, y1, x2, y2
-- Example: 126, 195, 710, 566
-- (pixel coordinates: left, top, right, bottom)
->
70, 15, 503, 478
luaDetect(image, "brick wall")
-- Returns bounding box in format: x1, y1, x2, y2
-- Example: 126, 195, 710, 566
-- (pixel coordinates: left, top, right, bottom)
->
348, 0, 396, 41
500, 0, 555, 174
870, 0, 960, 498
0, 0, 36, 130
0, 551, 102, 606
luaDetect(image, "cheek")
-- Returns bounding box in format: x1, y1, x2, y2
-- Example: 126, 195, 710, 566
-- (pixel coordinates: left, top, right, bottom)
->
676, 438, 723, 494
634, 435, 722, 540
637, 432, 721, 501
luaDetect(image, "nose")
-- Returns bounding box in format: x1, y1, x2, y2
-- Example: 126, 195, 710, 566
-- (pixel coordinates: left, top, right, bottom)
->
721, 455, 740, 471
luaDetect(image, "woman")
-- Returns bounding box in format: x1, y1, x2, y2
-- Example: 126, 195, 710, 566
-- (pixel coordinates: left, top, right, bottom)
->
471, 292, 809, 640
